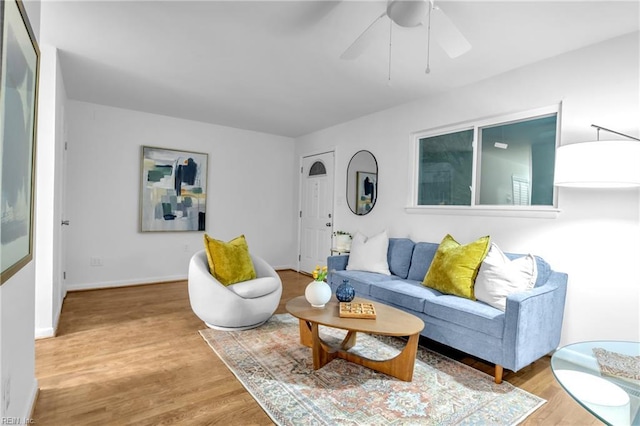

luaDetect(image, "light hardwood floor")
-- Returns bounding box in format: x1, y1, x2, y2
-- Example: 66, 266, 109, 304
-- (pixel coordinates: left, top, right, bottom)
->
34, 271, 601, 425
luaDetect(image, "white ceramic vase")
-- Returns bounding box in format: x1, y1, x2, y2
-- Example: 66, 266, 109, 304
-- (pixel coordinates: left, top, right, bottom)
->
305, 280, 332, 308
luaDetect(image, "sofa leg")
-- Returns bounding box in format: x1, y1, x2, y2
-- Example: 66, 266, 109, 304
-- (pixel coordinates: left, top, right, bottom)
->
494, 365, 503, 384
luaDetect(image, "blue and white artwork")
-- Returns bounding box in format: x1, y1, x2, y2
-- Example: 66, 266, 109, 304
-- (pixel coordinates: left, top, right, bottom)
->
140, 146, 207, 232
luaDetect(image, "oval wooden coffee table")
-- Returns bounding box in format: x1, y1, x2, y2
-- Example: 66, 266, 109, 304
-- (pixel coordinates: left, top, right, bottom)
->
286, 295, 424, 381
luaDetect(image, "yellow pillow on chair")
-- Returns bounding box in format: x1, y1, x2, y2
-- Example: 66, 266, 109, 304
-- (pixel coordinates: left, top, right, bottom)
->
204, 234, 257, 286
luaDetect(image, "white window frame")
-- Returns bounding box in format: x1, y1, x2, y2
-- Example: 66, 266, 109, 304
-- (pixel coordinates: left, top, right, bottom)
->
407, 104, 562, 219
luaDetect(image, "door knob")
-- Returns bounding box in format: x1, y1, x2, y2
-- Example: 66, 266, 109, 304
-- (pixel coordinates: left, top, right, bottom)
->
61, 220, 70, 226
326, 222, 332, 227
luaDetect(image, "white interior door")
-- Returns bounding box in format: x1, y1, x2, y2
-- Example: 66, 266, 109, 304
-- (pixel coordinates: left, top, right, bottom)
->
59, 113, 69, 299
299, 152, 334, 274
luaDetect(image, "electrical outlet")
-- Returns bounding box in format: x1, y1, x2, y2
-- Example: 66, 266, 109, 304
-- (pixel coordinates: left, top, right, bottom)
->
90, 257, 103, 266
183, 244, 189, 252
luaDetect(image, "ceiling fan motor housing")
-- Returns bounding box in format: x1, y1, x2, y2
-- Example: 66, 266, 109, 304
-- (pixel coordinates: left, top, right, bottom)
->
387, 0, 430, 27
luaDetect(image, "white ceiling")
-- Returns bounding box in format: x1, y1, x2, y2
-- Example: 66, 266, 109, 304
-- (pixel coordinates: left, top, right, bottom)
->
40, 1, 639, 138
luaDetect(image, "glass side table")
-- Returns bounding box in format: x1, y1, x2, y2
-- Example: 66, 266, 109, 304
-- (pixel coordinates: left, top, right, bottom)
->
551, 341, 640, 426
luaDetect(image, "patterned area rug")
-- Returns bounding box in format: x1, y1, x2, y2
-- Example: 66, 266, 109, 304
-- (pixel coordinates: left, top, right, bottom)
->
199, 314, 544, 425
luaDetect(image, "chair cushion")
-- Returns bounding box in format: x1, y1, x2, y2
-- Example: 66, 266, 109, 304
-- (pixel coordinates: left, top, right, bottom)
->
423, 234, 490, 300
228, 277, 280, 299
204, 234, 256, 285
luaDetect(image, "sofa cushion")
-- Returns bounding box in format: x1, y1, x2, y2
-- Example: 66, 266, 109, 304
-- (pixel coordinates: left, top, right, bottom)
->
475, 243, 537, 311
423, 295, 505, 339
228, 277, 280, 299
330, 270, 396, 297
346, 231, 391, 275
369, 280, 438, 313
423, 234, 490, 300
387, 238, 415, 279
407, 242, 440, 281
204, 234, 256, 285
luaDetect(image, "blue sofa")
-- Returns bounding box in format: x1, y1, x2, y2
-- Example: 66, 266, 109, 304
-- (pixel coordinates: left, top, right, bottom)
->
327, 238, 568, 383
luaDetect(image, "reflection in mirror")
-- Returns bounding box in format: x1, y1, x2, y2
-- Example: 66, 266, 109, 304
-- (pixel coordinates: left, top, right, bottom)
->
346, 150, 378, 215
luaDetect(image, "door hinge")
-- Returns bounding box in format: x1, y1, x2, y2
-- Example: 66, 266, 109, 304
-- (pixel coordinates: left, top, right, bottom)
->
63, 271, 66, 280
301, 166, 303, 173
299, 210, 302, 218
298, 254, 301, 261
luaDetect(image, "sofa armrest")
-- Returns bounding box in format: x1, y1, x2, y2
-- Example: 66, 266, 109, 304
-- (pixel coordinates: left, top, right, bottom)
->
502, 271, 568, 371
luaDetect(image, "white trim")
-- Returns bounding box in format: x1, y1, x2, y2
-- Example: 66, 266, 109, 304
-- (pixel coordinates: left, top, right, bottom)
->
273, 264, 295, 271
297, 148, 336, 273
405, 205, 560, 219
65, 275, 187, 291
409, 103, 562, 212
35, 327, 55, 339
22, 378, 39, 422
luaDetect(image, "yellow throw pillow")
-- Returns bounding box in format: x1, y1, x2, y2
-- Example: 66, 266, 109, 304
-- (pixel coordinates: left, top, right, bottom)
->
423, 234, 490, 300
203, 234, 257, 286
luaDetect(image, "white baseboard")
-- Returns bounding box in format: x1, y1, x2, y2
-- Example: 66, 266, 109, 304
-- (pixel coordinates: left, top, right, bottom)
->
23, 378, 39, 421
63, 268, 303, 292
274, 264, 296, 271
65, 275, 188, 292
35, 327, 55, 339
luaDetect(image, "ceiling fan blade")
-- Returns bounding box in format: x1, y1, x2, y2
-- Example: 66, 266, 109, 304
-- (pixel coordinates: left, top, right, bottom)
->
431, 6, 471, 58
340, 12, 387, 60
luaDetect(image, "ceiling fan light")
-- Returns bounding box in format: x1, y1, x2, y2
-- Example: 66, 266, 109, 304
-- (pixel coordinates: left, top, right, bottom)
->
387, 0, 429, 28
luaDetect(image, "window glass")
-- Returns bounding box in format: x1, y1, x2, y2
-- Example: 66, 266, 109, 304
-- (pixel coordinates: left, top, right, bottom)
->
309, 161, 326, 176
414, 108, 558, 209
418, 129, 473, 206
478, 115, 556, 206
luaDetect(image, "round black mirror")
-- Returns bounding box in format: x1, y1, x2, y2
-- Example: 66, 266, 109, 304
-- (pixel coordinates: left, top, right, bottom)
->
346, 150, 378, 215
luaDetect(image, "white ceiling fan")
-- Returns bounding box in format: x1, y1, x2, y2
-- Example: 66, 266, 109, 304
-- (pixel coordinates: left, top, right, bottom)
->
340, 0, 471, 73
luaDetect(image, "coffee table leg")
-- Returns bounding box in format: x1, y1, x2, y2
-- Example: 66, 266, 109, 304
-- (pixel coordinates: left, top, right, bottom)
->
341, 331, 357, 350
297, 320, 419, 381
298, 320, 313, 347
311, 322, 338, 370
340, 333, 420, 382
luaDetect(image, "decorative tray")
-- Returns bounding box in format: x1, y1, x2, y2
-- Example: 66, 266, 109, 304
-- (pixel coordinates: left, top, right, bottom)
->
339, 302, 377, 319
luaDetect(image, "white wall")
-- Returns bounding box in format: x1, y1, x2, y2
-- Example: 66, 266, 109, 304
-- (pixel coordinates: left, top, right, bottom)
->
65, 101, 296, 290
0, 0, 41, 420
296, 32, 640, 346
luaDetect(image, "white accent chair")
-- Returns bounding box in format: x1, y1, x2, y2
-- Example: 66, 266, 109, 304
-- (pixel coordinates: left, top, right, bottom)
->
188, 250, 283, 330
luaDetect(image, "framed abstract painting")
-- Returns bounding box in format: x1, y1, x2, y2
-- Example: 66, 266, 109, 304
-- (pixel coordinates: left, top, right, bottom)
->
1, 0, 40, 284
140, 146, 208, 232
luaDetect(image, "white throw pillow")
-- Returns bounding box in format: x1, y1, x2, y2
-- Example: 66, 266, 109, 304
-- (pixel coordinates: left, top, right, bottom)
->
474, 243, 537, 311
346, 230, 391, 275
